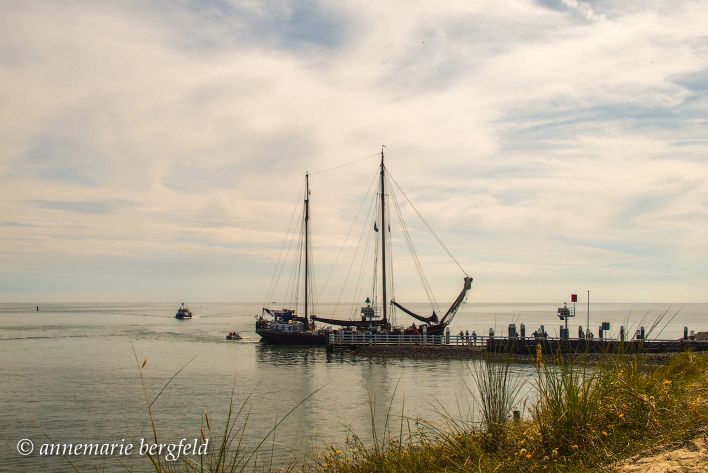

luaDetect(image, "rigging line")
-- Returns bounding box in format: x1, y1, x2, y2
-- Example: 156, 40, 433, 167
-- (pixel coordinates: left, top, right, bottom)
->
298, 218, 306, 312
307, 216, 315, 317
352, 192, 378, 319
332, 188, 378, 318
340, 195, 375, 321
280, 205, 305, 308
263, 178, 306, 306
387, 171, 469, 277
290, 219, 305, 311
318, 171, 379, 298
311, 245, 319, 318
390, 179, 436, 314
291, 211, 306, 310
305, 190, 316, 317
263, 181, 305, 307
284, 233, 296, 308
329, 175, 376, 317
309, 222, 319, 319
372, 186, 381, 307
388, 174, 433, 307
388, 176, 440, 316
348, 211, 375, 320
385, 184, 396, 326
273, 216, 302, 308
309, 152, 380, 176
300, 222, 307, 313
351, 216, 375, 320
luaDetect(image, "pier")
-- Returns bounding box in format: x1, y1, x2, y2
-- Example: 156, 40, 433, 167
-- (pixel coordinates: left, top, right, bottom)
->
326, 333, 708, 355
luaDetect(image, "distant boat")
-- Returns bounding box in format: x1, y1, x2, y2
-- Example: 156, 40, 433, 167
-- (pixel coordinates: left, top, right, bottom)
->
175, 302, 192, 319
226, 331, 242, 340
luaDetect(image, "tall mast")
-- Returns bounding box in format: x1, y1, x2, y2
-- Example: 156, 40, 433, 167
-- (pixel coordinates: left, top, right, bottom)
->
304, 172, 310, 325
379, 149, 387, 325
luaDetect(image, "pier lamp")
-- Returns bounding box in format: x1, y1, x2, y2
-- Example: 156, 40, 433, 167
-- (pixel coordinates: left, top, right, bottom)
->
557, 294, 577, 339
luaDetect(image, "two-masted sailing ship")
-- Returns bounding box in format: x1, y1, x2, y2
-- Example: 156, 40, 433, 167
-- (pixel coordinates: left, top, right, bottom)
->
256, 150, 472, 345
255, 172, 329, 345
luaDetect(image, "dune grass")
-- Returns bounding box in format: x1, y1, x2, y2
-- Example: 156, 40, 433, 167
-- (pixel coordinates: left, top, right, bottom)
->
312, 351, 707, 473
129, 342, 321, 473
128, 348, 706, 473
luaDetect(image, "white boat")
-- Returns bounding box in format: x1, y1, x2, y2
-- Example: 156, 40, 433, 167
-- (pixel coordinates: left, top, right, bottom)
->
175, 302, 192, 319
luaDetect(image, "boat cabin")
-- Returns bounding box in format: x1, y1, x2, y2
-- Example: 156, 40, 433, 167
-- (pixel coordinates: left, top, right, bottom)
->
271, 321, 305, 333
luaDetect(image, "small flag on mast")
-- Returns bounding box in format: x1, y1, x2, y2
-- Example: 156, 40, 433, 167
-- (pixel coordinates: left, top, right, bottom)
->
571, 294, 578, 302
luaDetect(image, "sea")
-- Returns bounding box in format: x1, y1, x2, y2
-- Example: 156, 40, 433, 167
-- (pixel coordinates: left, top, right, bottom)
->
1, 302, 705, 472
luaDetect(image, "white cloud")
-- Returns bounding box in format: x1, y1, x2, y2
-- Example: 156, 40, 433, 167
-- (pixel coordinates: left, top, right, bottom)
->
1, 0, 707, 302
560, 0, 606, 22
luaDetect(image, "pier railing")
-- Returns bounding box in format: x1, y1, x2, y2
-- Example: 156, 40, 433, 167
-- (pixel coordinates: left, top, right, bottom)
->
327, 332, 708, 354
328, 333, 487, 347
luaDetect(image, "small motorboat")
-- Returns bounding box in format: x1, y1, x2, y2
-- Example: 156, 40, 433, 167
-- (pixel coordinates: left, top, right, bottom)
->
226, 331, 242, 340
175, 302, 192, 319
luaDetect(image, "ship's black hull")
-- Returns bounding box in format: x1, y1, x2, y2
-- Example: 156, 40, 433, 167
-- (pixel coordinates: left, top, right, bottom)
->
423, 324, 447, 336
256, 327, 328, 346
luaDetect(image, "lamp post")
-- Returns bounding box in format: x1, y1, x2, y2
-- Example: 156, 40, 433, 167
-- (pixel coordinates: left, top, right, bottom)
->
586, 290, 590, 339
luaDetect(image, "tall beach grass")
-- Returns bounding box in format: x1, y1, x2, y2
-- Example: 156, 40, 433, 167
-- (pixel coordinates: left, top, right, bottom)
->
112, 345, 706, 473
314, 351, 707, 473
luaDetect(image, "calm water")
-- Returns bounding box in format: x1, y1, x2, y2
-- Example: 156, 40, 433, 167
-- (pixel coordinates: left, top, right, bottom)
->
1, 302, 704, 471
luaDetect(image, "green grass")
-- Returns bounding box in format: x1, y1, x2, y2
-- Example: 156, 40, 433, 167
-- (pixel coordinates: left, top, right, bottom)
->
469, 359, 525, 449
125, 349, 706, 473
129, 343, 321, 473
311, 351, 707, 473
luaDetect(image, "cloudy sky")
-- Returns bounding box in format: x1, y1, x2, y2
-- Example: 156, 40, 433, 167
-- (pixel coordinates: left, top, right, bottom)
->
1, 0, 707, 303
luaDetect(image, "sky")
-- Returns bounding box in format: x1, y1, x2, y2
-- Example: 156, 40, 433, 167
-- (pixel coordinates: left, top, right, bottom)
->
1, 0, 707, 303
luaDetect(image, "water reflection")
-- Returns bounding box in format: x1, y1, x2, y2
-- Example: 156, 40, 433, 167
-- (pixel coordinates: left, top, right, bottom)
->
2, 302, 702, 471
255, 343, 327, 366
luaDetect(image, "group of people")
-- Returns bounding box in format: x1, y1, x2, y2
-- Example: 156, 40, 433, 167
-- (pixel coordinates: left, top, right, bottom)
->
458, 330, 478, 344
404, 323, 422, 335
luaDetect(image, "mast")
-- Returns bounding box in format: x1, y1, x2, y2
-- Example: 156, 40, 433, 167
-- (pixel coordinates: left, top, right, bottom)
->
380, 149, 387, 325
304, 172, 310, 325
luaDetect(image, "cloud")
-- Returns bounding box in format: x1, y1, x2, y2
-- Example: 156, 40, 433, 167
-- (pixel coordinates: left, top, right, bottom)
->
31, 199, 132, 215
1, 0, 707, 302
559, 0, 606, 22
